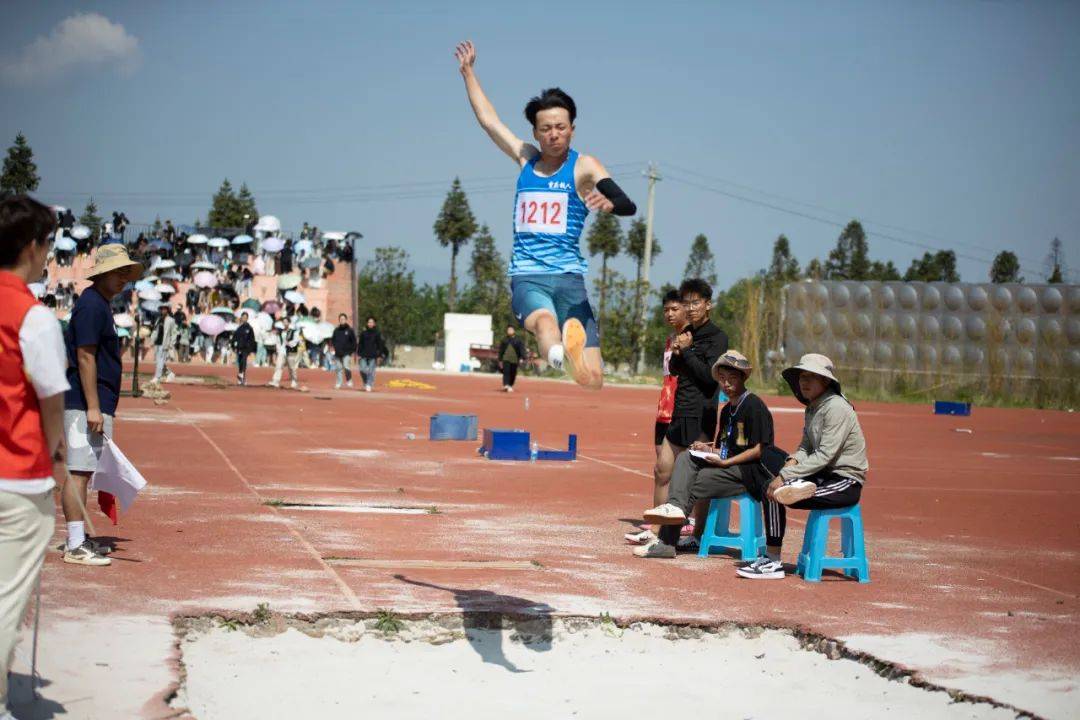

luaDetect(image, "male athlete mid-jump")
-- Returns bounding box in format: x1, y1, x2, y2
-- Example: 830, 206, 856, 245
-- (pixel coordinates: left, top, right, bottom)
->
454, 40, 637, 389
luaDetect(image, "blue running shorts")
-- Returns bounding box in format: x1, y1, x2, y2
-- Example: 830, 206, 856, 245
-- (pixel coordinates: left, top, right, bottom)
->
510, 272, 600, 348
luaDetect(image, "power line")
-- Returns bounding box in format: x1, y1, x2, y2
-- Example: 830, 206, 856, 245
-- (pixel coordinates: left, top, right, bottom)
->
664, 170, 1058, 280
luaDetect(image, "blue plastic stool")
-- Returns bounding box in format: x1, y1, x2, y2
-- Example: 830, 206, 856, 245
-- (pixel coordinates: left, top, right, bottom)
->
698, 494, 766, 561
795, 505, 870, 583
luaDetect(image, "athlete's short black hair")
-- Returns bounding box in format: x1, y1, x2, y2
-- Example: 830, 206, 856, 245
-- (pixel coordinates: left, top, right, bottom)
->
679, 278, 713, 301
0, 194, 56, 268
524, 88, 577, 127
662, 289, 682, 305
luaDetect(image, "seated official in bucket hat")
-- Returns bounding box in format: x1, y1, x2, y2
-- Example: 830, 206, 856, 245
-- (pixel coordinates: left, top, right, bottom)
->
736, 353, 870, 579
60, 242, 143, 566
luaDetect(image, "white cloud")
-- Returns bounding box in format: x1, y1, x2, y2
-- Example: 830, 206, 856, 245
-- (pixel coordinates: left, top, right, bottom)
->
0, 12, 140, 85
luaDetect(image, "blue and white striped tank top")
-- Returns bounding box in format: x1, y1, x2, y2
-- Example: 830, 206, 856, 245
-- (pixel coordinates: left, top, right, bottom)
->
509, 149, 589, 276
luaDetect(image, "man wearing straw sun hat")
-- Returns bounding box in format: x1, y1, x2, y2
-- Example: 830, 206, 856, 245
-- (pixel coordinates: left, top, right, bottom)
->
61, 242, 143, 566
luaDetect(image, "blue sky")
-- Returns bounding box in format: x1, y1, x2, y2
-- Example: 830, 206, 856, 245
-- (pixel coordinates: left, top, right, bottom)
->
3, 1, 1078, 287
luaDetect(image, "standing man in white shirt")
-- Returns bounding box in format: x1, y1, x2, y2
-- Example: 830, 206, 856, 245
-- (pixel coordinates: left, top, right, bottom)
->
0, 196, 70, 719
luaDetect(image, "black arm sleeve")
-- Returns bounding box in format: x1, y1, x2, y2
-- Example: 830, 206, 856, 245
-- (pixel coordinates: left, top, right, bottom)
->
596, 178, 637, 216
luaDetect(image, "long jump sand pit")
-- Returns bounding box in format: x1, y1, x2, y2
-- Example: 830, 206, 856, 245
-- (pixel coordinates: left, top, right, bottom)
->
172, 613, 1026, 719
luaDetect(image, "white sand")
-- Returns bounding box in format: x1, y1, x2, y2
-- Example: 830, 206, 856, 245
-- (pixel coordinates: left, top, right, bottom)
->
175, 619, 1021, 720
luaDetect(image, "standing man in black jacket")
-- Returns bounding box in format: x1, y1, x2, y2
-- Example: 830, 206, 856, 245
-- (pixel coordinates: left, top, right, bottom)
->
357, 316, 388, 392
331, 313, 358, 389
232, 311, 257, 386
651, 278, 728, 526
496, 325, 527, 392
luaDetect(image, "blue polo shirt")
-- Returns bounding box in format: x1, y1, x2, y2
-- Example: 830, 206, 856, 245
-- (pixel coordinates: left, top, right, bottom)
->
64, 286, 122, 416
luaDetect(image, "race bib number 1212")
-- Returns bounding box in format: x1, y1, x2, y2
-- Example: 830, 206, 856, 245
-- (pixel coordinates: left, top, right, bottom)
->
515, 191, 568, 234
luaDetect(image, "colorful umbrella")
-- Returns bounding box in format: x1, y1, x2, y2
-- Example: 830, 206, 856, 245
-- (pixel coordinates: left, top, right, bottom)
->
261, 300, 281, 315
198, 314, 226, 336
193, 271, 217, 288
241, 298, 261, 311
117, 327, 131, 338
210, 306, 235, 317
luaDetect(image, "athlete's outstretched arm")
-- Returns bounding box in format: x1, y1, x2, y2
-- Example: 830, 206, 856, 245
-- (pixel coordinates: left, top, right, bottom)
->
454, 40, 537, 167
579, 155, 637, 216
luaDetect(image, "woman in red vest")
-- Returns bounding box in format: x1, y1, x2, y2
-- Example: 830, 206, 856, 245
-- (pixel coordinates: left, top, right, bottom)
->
0, 195, 68, 712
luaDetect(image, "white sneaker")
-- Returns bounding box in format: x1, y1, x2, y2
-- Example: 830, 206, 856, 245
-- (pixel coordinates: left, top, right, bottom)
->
346, 380, 354, 388
364, 385, 372, 392
736, 557, 785, 580
268, 381, 280, 388
642, 503, 687, 526
290, 380, 298, 389
624, 528, 657, 545
63, 541, 111, 566
335, 382, 342, 389
774, 480, 817, 506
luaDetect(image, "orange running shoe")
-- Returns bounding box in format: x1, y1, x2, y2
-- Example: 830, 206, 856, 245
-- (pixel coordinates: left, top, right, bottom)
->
561, 318, 591, 386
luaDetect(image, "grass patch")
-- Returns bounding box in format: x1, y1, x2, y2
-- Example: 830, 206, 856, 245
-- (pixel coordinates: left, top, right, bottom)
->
374, 609, 404, 634
252, 603, 272, 624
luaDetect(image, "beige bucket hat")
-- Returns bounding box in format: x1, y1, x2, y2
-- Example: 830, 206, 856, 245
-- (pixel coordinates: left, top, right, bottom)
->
86, 243, 143, 280
782, 353, 842, 404
712, 350, 753, 380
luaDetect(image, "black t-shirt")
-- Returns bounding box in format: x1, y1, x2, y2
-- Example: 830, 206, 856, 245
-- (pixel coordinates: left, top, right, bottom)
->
716, 392, 774, 490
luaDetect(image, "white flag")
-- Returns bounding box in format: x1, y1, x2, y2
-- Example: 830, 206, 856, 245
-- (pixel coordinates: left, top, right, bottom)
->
90, 438, 148, 512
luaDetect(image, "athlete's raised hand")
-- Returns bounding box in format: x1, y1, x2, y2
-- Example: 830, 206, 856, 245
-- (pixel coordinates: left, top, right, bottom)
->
583, 188, 615, 214
454, 41, 477, 74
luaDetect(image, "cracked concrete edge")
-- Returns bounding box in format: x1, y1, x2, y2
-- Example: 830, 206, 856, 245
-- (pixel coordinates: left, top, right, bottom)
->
159, 608, 1043, 720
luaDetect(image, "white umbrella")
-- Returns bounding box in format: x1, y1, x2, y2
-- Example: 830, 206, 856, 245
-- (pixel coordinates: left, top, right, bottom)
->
138, 289, 162, 301
193, 271, 218, 288
254, 312, 274, 332
223, 322, 239, 332
231, 234, 254, 245
254, 215, 281, 233
134, 279, 156, 292
322, 231, 346, 241
70, 225, 91, 240
187, 234, 209, 245
155, 282, 176, 294
161, 270, 183, 281
261, 236, 285, 253
208, 237, 230, 248
54, 236, 77, 252
113, 313, 135, 328
283, 290, 306, 305
301, 323, 326, 343
293, 239, 314, 255
151, 259, 176, 270
192, 260, 217, 270
141, 300, 162, 313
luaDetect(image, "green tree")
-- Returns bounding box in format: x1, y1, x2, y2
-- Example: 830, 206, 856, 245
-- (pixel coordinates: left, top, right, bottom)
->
592, 270, 642, 370
767, 234, 800, 283
356, 247, 420, 353
152, 215, 163, 234
207, 179, 242, 228
585, 212, 623, 319
461, 224, 513, 331
625, 218, 662, 280
433, 177, 478, 311
904, 250, 960, 282
868, 260, 901, 281
1046, 238, 1064, 283
683, 233, 718, 286
805, 258, 824, 280
825, 220, 870, 280
79, 197, 102, 243
990, 251, 1022, 283
237, 182, 259, 227
0, 133, 39, 197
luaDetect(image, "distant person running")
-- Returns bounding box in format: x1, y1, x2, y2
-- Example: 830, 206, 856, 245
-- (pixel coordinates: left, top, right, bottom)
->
454, 40, 637, 389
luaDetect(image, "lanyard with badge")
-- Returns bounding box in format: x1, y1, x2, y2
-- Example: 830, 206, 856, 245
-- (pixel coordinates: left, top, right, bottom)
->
720, 392, 751, 460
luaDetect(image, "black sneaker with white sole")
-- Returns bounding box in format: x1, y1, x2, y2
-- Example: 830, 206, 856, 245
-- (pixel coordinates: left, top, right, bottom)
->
735, 557, 784, 579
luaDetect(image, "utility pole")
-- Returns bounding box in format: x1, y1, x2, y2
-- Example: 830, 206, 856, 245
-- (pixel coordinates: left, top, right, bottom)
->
636, 163, 661, 375
350, 232, 363, 337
